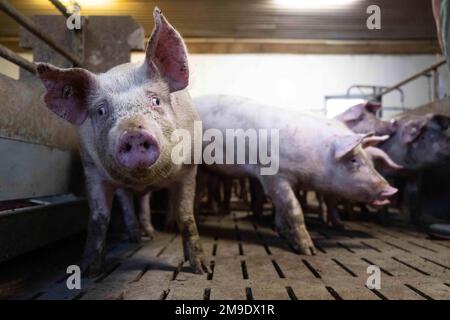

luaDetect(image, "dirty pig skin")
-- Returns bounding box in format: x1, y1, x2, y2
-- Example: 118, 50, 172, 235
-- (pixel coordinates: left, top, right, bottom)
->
36, 8, 208, 276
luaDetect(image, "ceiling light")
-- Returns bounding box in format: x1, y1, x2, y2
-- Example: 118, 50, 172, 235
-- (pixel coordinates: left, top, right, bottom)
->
59, 0, 113, 9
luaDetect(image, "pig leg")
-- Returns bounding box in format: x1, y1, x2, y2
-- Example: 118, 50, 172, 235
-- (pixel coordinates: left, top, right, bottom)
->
207, 177, 220, 215
164, 197, 178, 231
116, 188, 141, 243
240, 178, 249, 204
169, 168, 209, 274
298, 191, 309, 212
323, 196, 345, 229
250, 178, 264, 218
316, 193, 328, 224
223, 178, 232, 215
138, 192, 155, 239
262, 177, 316, 255
81, 169, 116, 276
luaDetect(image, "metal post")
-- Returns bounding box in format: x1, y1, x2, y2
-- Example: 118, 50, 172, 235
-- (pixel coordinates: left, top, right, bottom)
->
374, 58, 446, 100
0, 43, 36, 74
0, 0, 83, 66
49, 0, 72, 18
432, 68, 439, 101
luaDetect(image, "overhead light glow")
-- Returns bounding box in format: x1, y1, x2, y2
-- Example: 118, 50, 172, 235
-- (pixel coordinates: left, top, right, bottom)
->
59, 0, 113, 9
274, 0, 359, 9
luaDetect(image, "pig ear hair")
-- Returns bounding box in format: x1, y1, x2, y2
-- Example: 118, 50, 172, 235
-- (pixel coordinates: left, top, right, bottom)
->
36, 62, 95, 125
333, 134, 364, 160
427, 114, 450, 131
145, 7, 189, 93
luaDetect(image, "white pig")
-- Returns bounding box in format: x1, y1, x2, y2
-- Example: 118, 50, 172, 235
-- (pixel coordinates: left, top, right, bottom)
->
36, 8, 208, 276
195, 95, 398, 254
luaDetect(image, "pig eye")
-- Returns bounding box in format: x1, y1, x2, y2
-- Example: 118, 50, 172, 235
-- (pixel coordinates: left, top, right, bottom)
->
151, 96, 160, 107
97, 106, 106, 116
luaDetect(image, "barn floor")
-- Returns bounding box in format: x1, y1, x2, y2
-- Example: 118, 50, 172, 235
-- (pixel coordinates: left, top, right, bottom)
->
3, 203, 450, 300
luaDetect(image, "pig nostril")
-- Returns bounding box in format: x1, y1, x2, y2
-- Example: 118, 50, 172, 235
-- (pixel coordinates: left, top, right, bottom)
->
143, 141, 150, 149
125, 143, 132, 152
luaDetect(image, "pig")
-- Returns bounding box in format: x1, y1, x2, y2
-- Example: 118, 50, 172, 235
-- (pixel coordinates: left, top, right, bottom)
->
322, 145, 403, 228
337, 105, 450, 169
381, 114, 450, 169
297, 101, 398, 218
337, 105, 450, 223
194, 95, 397, 254
35, 8, 208, 276
335, 101, 397, 136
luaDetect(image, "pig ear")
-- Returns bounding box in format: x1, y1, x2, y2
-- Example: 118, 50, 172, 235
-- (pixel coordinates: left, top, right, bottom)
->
36, 63, 96, 125
365, 147, 403, 171
335, 103, 364, 122
427, 114, 450, 131
365, 101, 382, 114
400, 119, 427, 144
333, 134, 364, 160
145, 7, 189, 92
362, 134, 389, 148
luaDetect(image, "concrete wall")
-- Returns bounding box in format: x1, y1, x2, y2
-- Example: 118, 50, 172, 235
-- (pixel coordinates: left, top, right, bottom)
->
129, 53, 449, 119
2, 52, 447, 119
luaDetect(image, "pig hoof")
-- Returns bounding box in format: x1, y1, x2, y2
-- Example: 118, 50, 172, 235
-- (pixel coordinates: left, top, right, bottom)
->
142, 226, 155, 240
291, 227, 316, 255
189, 256, 211, 275
292, 242, 316, 255
185, 242, 210, 274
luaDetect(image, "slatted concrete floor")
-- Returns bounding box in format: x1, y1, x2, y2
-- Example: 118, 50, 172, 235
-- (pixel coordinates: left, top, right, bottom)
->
22, 211, 450, 300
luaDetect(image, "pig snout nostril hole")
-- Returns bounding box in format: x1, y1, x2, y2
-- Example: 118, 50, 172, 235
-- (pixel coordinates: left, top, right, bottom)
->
142, 141, 150, 149
125, 143, 132, 152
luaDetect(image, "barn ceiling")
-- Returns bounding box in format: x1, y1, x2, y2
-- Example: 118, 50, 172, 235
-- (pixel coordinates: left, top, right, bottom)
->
0, 0, 437, 40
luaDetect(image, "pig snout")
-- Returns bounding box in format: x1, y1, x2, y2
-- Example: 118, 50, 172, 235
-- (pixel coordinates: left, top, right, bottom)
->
371, 186, 398, 207
117, 129, 160, 170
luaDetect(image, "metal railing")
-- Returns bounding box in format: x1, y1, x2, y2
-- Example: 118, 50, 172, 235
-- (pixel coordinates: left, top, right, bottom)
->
373, 58, 447, 102
0, 0, 83, 74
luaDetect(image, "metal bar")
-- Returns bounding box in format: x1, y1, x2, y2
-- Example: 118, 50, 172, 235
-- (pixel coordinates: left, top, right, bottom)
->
0, 0, 83, 66
0, 43, 36, 74
49, 0, 71, 18
433, 69, 439, 101
375, 58, 446, 99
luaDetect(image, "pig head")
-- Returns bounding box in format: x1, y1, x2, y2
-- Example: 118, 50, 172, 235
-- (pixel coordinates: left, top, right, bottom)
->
322, 133, 398, 206
382, 114, 450, 170
335, 101, 397, 136
36, 8, 207, 276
